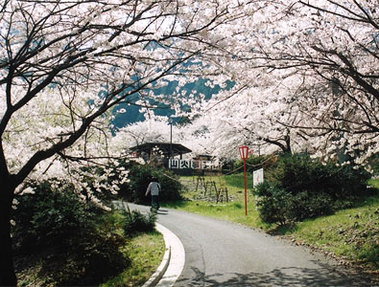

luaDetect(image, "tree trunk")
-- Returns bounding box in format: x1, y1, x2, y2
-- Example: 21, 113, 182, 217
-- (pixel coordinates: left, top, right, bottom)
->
0, 179, 17, 286
284, 134, 292, 154
261, 136, 292, 154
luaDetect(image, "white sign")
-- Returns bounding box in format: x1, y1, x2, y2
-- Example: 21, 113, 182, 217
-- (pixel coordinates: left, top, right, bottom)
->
169, 159, 194, 169
169, 158, 179, 169
253, 168, 264, 187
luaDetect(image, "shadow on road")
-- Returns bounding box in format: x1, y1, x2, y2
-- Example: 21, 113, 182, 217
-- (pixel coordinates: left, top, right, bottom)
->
175, 263, 376, 287
156, 209, 169, 215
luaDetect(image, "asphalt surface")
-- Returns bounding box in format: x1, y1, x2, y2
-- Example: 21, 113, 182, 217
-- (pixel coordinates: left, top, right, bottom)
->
126, 203, 375, 287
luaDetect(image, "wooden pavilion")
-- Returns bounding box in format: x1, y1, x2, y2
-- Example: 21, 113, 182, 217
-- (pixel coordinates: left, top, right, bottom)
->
129, 142, 192, 163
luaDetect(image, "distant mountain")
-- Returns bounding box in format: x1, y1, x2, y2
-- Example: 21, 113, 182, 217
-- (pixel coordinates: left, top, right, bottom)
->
111, 78, 234, 128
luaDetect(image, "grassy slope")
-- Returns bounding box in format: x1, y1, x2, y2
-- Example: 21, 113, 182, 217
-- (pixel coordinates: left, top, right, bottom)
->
165, 174, 264, 228
17, 217, 165, 287
288, 196, 378, 270
164, 175, 378, 272
102, 231, 165, 287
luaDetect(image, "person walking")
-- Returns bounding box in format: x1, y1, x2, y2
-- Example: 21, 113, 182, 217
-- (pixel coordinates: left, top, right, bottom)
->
145, 177, 161, 211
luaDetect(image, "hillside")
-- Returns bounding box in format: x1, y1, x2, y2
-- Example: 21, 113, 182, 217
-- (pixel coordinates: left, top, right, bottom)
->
111, 78, 233, 128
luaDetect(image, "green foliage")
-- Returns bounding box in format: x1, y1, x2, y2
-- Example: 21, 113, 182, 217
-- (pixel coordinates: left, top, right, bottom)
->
254, 154, 373, 225
13, 181, 99, 252
233, 155, 274, 174
223, 173, 253, 189
368, 178, 379, 190
12, 181, 128, 286
277, 154, 371, 200
41, 228, 128, 286
125, 165, 182, 203
367, 153, 379, 174
289, 192, 334, 220
254, 182, 291, 225
290, 196, 379, 270
122, 209, 156, 236
233, 202, 242, 209
255, 181, 335, 225
96, 209, 128, 234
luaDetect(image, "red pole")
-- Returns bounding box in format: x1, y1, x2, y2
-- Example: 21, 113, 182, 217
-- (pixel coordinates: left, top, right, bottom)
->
238, 145, 249, 216
243, 158, 248, 216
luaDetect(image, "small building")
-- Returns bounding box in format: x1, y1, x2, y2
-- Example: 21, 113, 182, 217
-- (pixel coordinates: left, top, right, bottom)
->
129, 142, 192, 168
129, 142, 221, 175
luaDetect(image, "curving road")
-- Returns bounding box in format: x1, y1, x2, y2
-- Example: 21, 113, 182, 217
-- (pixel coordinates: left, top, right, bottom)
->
126, 203, 375, 287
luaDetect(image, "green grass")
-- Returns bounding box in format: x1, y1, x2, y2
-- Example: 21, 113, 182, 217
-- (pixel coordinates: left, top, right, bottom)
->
101, 231, 165, 287
300, 179, 379, 270
17, 210, 165, 287
223, 173, 254, 189
165, 174, 268, 228
368, 178, 379, 189
289, 196, 378, 270
165, 175, 379, 272
165, 200, 265, 228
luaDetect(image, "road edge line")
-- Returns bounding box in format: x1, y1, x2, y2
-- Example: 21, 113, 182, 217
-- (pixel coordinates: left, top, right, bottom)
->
155, 223, 185, 287
142, 223, 172, 287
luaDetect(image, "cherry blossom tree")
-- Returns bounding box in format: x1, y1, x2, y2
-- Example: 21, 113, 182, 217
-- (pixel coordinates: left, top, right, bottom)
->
113, 0, 378, 164
1, 0, 377, 283
240, 0, 378, 163
111, 116, 172, 149
0, 0, 249, 283
187, 0, 378, 163
183, 76, 306, 159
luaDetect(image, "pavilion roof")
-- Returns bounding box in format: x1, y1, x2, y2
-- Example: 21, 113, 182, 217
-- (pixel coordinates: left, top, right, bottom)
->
130, 142, 192, 157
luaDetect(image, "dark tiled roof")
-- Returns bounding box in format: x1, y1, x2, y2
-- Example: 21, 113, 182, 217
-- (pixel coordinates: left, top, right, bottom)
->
130, 142, 191, 157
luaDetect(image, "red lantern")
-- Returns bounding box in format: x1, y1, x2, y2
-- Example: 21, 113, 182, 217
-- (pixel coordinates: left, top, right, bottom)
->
238, 146, 249, 160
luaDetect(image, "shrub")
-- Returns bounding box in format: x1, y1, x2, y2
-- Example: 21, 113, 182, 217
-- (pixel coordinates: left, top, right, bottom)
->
40, 228, 128, 286
122, 209, 156, 236
234, 155, 275, 174
255, 182, 291, 225
287, 191, 334, 221
12, 181, 99, 252
255, 183, 335, 225
12, 181, 128, 285
254, 154, 372, 225
125, 165, 182, 204
277, 154, 371, 200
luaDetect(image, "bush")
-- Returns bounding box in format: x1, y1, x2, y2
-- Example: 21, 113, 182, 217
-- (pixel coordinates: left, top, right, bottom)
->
12, 181, 99, 252
12, 181, 128, 285
122, 209, 156, 236
40, 228, 128, 286
254, 154, 372, 225
255, 182, 291, 225
234, 155, 275, 174
287, 191, 334, 221
256, 183, 336, 225
125, 165, 182, 204
276, 154, 371, 200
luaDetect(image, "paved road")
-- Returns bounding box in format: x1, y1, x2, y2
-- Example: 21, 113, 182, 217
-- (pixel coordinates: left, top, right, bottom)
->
126, 203, 375, 287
